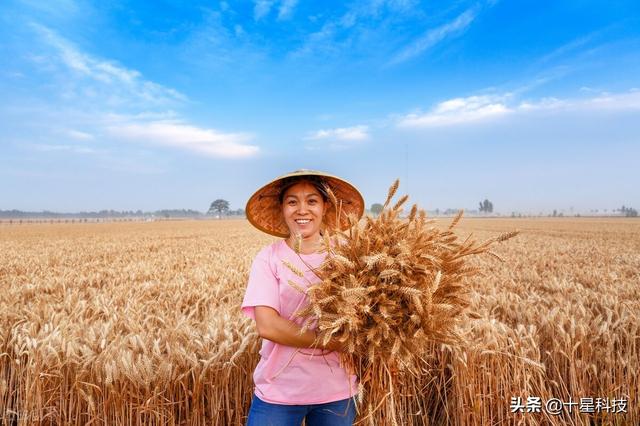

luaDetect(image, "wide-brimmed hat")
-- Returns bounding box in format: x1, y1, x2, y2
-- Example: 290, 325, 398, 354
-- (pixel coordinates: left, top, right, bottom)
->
246, 169, 365, 238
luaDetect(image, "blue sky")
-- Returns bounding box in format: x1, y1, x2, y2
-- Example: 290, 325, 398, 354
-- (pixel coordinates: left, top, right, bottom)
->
1, 0, 639, 214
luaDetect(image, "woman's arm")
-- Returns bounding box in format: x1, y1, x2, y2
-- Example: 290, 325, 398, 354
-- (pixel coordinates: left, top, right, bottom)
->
254, 306, 343, 352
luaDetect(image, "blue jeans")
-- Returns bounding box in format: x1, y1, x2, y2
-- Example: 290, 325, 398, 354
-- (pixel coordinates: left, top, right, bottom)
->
246, 394, 356, 426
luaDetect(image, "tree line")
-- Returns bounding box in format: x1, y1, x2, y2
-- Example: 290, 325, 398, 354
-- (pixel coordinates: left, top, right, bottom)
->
0, 208, 241, 219
3, 199, 637, 219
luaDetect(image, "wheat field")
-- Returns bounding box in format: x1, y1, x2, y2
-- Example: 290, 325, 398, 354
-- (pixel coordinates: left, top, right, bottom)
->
1, 218, 638, 425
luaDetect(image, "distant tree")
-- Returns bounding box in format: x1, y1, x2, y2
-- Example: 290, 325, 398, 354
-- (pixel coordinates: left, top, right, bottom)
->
208, 199, 230, 217
370, 203, 383, 216
621, 205, 638, 217
552, 209, 557, 217
479, 199, 493, 214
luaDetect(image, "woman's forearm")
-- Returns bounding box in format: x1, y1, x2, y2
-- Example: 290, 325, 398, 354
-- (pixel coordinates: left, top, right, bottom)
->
254, 306, 342, 351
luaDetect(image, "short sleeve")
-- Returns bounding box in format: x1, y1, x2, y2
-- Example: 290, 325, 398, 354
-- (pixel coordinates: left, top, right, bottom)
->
241, 246, 280, 320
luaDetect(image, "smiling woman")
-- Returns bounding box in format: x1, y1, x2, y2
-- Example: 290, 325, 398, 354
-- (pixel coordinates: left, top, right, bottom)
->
279, 176, 330, 254
241, 169, 365, 426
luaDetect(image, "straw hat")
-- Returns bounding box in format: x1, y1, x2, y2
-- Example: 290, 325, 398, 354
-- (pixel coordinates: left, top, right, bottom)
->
246, 169, 365, 238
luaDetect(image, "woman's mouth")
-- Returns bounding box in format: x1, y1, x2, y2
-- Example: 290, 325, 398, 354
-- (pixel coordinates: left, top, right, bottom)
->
295, 219, 311, 225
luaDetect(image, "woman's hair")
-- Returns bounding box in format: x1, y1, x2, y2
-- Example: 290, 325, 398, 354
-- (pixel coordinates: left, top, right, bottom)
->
278, 175, 331, 205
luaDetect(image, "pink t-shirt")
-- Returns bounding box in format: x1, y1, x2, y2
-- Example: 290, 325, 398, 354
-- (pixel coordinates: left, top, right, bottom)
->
241, 239, 358, 405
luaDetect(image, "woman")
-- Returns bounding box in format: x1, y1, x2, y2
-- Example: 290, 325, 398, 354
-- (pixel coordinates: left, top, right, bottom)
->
242, 169, 365, 426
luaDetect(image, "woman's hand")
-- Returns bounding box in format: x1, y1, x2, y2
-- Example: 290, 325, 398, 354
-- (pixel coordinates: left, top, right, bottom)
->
321, 335, 346, 353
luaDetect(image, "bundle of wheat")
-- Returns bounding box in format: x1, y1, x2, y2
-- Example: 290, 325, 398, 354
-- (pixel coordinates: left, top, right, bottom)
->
290, 180, 518, 424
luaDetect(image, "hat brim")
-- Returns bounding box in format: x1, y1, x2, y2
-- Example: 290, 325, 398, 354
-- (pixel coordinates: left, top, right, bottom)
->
246, 170, 365, 238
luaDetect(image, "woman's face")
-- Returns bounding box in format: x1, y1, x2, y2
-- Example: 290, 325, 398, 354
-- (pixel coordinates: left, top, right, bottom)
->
281, 181, 327, 240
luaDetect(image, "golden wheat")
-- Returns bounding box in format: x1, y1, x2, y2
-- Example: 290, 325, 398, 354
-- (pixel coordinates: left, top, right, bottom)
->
0, 217, 638, 425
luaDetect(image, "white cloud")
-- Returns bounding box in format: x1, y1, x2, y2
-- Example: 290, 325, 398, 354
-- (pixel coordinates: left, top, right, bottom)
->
32, 24, 186, 106
291, 0, 419, 59
30, 144, 97, 154
21, 25, 261, 161
389, 8, 477, 65
18, 0, 81, 19
315, 113, 335, 121
65, 129, 95, 141
291, 22, 338, 57
306, 125, 370, 141
515, 90, 640, 113
254, 0, 275, 20
536, 32, 598, 66
304, 125, 370, 151
399, 95, 511, 127
398, 90, 640, 128
278, 0, 298, 20
234, 24, 245, 37
580, 90, 640, 110
253, 0, 298, 21
107, 119, 259, 159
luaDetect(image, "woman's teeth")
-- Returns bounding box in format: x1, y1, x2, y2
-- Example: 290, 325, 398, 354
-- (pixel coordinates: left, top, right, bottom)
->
295, 219, 311, 224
